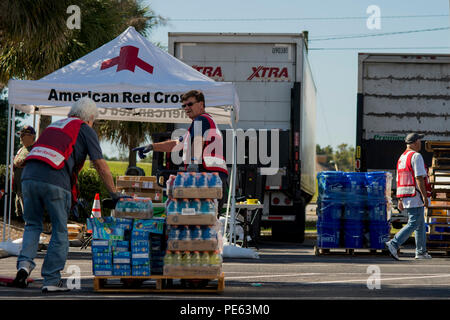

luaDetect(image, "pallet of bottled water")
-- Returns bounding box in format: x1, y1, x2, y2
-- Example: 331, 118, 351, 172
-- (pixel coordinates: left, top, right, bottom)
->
168, 172, 223, 199
112, 197, 153, 219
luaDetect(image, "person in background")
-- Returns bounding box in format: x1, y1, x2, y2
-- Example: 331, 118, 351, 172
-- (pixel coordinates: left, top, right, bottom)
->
12, 97, 124, 292
12, 125, 36, 219
386, 133, 432, 260
133, 90, 229, 216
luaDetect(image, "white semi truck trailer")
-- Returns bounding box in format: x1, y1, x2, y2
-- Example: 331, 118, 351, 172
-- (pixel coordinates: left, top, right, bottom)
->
152, 32, 317, 242
355, 53, 450, 228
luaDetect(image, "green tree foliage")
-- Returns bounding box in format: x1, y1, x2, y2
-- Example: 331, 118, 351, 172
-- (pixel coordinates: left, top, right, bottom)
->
316, 143, 355, 172
0, 97, 27, 165
94, 120, 166, 168
0, 0, 167, 167
0, 0, 165, 86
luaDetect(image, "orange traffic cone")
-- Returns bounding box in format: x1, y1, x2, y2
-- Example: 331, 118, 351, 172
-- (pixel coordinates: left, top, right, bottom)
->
91, 193, 102, 218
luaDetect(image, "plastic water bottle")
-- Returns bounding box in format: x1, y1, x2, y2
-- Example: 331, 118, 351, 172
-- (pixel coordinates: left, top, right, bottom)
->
209, 251, 222, 266
196, 172, 208, 188
191, 251, 201, 267
180, 251, 192, 267
172, 251, 182, 266
163, 251, 173, 266
190, 225, 202, 240
184, 172, 196, 188
115, 199, 124, 213
201, 226, 212, 240
174, 173, 185, 188
189, 199, 201, 214
179, 225, 191, 241
200, 199, 215, 215
168, 226, 180, 240
177, 199, 190, 214
166, 199, 178, 216
208, 172, 222, 188
200, 251, 210, 266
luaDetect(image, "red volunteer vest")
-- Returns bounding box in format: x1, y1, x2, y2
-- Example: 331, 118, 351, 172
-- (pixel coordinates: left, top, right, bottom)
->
25, 117, 85, 205
396, 150, 432, 198
183, 113, 228, 175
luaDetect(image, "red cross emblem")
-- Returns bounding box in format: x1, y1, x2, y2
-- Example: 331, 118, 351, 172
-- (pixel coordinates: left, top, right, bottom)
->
100, 46, 154, 74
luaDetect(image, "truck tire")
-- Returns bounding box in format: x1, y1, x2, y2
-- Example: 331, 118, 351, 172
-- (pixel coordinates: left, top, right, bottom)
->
271, 203, 305, 243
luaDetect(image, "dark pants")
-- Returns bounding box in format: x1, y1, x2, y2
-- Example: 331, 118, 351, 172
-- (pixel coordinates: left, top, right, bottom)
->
217, 175, 229, 218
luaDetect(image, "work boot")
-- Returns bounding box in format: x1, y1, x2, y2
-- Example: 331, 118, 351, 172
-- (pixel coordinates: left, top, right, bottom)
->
11, 267, 29, 288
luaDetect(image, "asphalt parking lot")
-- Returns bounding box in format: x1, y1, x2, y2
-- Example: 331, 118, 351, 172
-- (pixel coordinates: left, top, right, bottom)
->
1, 238, 449, 301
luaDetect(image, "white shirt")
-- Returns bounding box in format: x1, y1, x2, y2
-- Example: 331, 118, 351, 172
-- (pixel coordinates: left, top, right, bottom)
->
400, 152, 428, 208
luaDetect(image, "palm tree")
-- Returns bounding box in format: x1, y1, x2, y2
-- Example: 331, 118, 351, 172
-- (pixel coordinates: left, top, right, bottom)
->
0, 0, 167, 162
0, 0, 164, 87
95, 120, 166, 168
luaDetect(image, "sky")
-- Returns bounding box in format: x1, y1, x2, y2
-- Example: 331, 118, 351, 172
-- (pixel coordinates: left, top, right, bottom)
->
144, 0, 450, 151
17, 0, 450, 157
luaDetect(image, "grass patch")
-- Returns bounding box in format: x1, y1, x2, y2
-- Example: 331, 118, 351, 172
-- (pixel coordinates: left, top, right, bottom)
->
84, 161, 152, 176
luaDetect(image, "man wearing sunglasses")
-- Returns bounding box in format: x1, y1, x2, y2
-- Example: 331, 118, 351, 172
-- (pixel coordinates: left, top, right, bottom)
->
134, 90, 229, 216
12, 126, 36, 219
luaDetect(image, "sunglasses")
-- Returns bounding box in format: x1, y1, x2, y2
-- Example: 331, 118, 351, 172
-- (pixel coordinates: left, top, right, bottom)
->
181, 101, 197, 108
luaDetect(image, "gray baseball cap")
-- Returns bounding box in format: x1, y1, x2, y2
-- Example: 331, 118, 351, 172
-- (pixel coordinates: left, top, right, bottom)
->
405, 133, 424, 144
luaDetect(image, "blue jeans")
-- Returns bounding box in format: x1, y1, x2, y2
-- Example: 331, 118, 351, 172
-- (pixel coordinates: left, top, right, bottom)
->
390, 206, 427, 255
17, 180, 71, 286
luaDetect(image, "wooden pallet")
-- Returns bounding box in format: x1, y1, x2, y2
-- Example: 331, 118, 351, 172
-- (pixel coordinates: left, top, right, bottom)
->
428, 224, 450, 235
93, 273, 225, 293
425, 141, 450, 152
313, 246, 391, 256
426, 240, 450, 255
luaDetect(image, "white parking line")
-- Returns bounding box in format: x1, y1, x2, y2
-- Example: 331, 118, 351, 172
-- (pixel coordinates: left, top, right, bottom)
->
225, 273, 319, 280
305, 274, 450, 285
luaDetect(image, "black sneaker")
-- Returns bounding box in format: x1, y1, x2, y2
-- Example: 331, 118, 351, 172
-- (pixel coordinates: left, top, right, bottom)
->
42, 280, 71, 293
11, 268, 29, 288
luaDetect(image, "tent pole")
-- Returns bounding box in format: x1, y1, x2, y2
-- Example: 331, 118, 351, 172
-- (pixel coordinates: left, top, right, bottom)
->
8, 105, 16, 240
33, 106, 37, 129
2, 103, 12, 242
229, 107, 237, 245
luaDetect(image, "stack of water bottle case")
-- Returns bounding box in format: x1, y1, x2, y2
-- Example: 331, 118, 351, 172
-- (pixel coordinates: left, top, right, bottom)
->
163, 172, 223, 276
316, 171, 393, 250
88, 209, 166, 276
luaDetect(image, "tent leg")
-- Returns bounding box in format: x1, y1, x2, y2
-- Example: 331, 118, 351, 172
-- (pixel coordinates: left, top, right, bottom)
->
2, 103, 12, 242
8, 105, 16, 240
229, 108, 238, 246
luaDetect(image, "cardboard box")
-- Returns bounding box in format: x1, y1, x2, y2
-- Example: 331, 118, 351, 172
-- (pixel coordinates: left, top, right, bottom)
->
116, 176, 158, 188
92, 253, 112, 265
167, 214, 217, 226
112, 210, 153, 220
93, 264, 113, 276
111, 240, 130, 252
93, 270, 113, 276
163, 265, 221, 277
173, 187, 222, 199
167, 240, 219, 251
91, 239, 111, 253
133, 219, 165, 235
132, 265, 151, 276
132, 253, 151, 266
113, 251, 131, 264
113, 264, 131, 276
119, 191, 163, 203
131, 240, 150, 254
88, 218, 127, 240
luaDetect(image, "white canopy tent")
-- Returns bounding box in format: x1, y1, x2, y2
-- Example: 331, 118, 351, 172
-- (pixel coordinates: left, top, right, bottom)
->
2, 27, 241, 249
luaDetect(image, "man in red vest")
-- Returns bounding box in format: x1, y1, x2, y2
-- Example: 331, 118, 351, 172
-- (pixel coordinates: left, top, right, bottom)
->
134, 90, 229, 216
386, 133, 432, 260
12, 97, 120, 292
